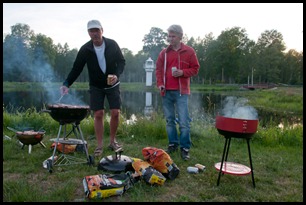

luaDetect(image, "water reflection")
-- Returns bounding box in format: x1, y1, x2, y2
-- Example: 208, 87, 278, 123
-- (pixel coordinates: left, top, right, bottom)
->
144, 92, 154, 118
3, 89, 294, 126
3, 89, 222, 120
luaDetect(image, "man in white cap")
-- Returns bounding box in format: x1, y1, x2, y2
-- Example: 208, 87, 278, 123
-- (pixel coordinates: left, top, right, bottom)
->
60, 19, 126, 157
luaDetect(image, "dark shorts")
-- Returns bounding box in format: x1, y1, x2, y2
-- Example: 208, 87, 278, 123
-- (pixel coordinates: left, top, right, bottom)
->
88, 85, 121, 111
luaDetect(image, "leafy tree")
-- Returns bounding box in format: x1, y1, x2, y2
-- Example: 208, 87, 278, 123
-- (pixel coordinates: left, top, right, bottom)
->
192, 33, 216, 84
133, 51, 150, 83
29, 33, 57, 82
10, 23, 34, 46
214, 27, 251, 83
54, 43, 72, 81
142, 27, 167, 61
3, 23, 303, 86
187, 36, 205, 84
203, 38, 220, 84
283, 49, 303, 84
239, 40, 256, 85
121, 48, 138, 82
3, 23, 34, 81
254, 29, 286, 83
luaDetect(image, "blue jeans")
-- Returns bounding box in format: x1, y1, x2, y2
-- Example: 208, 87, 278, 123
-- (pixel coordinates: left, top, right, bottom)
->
162, 90, 191, 150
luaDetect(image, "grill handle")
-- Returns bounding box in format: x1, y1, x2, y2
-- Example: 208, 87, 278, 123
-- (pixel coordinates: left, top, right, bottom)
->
7, 126, 20, 133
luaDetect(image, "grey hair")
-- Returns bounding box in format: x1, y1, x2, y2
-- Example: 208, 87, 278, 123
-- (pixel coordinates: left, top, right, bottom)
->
167, 24, 183, 38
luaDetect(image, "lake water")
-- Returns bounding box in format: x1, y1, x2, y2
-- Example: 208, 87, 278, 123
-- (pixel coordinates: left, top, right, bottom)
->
3, 89, 227, 121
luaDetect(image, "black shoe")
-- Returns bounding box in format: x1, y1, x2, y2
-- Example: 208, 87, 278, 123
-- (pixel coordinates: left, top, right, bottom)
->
166, 144, 178, 154
181, 148, 190, 160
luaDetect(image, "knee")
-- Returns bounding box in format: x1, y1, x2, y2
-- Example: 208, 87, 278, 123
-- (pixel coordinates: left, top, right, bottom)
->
94, 110, 104, 120
166, 119, 177, 126
111, 109, 120, 119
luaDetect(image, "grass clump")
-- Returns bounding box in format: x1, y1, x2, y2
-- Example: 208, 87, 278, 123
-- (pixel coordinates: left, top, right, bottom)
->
3, 106, 303, 202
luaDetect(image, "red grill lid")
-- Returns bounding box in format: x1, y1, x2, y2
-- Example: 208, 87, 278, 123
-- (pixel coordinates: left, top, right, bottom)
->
216, 115, 258, 134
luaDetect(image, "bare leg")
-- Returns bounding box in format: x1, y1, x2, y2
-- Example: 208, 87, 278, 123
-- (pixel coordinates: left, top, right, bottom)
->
94, 109, 104, 148
110, 109, 120, 144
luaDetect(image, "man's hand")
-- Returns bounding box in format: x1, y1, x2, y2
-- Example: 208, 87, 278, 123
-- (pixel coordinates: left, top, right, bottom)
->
60, 86, 69, 95
110, 75, 118, 85
172, 69, 183, 77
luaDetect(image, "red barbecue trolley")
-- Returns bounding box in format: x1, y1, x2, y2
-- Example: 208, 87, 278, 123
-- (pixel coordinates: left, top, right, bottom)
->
215, 115, 258, 188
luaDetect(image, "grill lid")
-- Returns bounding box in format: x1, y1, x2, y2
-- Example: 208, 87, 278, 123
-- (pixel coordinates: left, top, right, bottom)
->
215, 115, 258, 138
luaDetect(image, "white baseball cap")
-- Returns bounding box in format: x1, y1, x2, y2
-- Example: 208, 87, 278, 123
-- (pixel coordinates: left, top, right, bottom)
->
87, 20, 102, 30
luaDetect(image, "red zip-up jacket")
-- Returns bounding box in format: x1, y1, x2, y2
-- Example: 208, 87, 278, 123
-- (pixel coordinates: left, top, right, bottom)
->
156, 43, 200, 96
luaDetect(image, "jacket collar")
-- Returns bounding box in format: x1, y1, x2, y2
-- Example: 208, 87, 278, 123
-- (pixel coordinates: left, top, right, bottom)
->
165, 42, 185, 53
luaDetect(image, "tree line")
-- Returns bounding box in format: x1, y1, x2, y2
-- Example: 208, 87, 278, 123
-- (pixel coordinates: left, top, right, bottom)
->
3, 23, 303, 85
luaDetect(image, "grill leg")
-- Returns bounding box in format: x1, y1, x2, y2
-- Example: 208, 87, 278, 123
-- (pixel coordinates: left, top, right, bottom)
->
224, 137, 231, 162
28, 144, 32, 154
40, 141, 46, 148
75, 124, 90, 160
51, 125, 63, 163
71, 123, 79, 138
217, 137, 230, 186
247, 139, 255, 188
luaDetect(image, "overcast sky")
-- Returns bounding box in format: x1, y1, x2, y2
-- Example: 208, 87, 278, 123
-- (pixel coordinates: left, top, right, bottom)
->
3, 3, 303, 54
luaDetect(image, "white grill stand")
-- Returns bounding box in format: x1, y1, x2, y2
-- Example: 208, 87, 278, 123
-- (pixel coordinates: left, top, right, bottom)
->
47, 122, 93, 173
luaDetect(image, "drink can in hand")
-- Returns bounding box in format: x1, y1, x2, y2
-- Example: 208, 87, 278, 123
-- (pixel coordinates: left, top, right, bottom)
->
107, 75, 114, 85
171, 67, 177, 76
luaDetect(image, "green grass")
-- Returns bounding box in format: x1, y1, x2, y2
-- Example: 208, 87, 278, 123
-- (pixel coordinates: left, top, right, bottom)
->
3, 107, 303, 202
238, 87, 303, 115
2, 85, 303, 202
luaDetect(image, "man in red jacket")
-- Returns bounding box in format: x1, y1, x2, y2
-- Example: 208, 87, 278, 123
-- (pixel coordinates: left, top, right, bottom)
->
155, 24, 200, 160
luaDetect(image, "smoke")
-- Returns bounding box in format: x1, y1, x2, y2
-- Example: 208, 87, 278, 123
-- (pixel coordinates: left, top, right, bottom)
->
221, 96, 258, 120
3, 37, 86, 106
